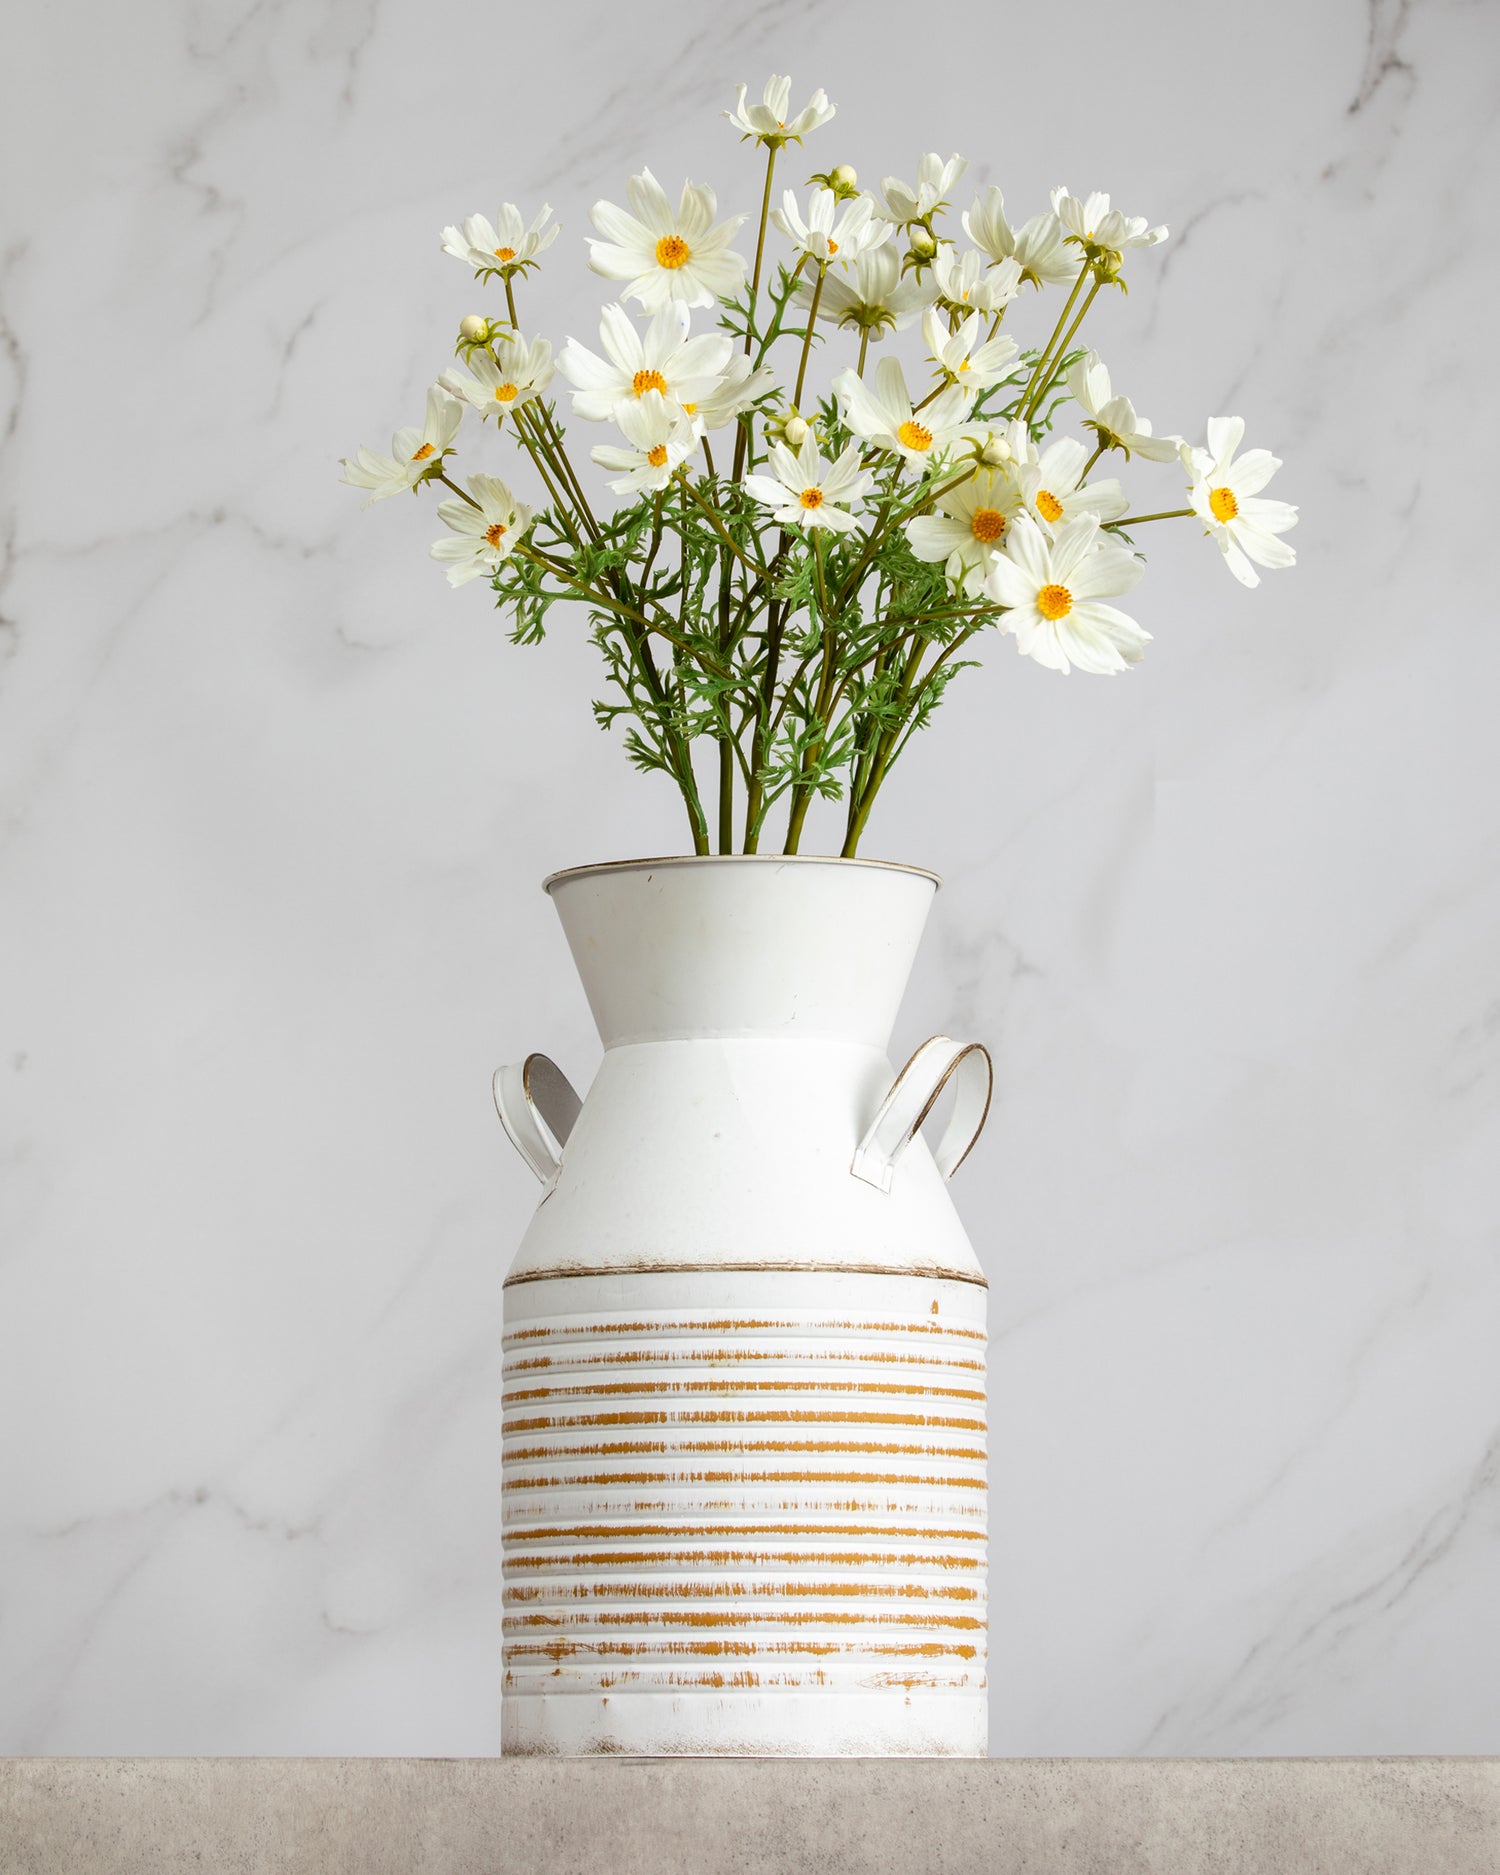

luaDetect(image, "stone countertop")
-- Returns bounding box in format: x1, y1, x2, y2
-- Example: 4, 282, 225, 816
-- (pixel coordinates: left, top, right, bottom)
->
2, 1758, 1497, 1875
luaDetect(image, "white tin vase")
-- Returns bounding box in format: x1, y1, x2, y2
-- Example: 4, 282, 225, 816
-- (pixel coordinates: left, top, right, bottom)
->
494, 855, 992, 1757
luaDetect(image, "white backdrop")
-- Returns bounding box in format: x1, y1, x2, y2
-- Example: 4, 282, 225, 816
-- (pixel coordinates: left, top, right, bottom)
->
1, 0, 1497, 1756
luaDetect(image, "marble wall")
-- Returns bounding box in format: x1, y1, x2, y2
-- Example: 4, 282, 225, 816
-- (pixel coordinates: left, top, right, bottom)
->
1, 0, 1496, 1757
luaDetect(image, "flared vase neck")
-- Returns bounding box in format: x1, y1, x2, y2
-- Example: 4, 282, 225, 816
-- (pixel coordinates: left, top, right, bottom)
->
545, 856, 940, 1049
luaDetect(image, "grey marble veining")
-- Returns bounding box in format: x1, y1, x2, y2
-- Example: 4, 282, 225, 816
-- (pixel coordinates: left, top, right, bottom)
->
0, 0, 1497, 1756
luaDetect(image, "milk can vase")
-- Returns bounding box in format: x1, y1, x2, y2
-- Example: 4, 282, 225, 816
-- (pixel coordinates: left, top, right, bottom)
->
494, 855, 992, 1757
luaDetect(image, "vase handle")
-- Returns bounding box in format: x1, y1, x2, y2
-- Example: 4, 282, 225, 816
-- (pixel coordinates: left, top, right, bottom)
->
492, 1053, 582, 1189
851, 1035, 993, 1193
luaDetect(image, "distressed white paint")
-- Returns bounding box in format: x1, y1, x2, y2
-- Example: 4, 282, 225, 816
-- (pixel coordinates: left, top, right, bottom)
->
497, 861, 988, 1754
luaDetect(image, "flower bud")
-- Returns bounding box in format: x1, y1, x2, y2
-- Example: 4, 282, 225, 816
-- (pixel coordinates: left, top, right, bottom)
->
908, 228, 938, 260
458, 314, 489, 342
782, 415, 810, 448
830, 164, 858, 190
980, 436, 1012, 466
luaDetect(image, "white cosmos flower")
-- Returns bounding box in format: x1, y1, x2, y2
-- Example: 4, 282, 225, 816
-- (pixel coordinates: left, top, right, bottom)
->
339, 385, 463, 505
440, 203, 558, 276
439, 333, 554, 419
984, 513, 1149, 675
962, 188, 1079, 287
687, 354, 779, 432
922, 307, 1021, 393
588, 168, 747, 313
772, 188, 891, 266
557, 303, 732, 423
795, 243, 935, 338
880, 153, 968, 225
834, 356, 972, 469
1066, 351, 1179, 461
1181, 417, 1298, 589
726, 74, 835, 145
743, 435, 873, 533
590, 391, 698, 495
906, 467, 1023, 596
429, 474, 533, 587
1019, 436, 1128, 532
1050, 187, 1167, 258
932, 246, 1023, 315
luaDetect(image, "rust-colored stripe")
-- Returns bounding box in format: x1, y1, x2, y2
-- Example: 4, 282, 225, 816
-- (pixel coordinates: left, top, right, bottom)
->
505, 1317, 986, 1342
506, 1351, 986, 1374
503, 1379, 988, 1404
507, 1549, 981, 1571
505, 1580, 980, 1603
505, 1410, 987, 1434
506, 1639, 980, 1661
504, 1611, 985, 1631
505, 1524, 986, 1544
507, 1471, 986, 1490
505, 1264, 989, 1291
505, 1439, 986, 1461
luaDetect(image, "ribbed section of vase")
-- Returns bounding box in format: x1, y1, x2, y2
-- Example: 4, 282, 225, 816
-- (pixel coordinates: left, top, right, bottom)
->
501, 1271, 987, 1756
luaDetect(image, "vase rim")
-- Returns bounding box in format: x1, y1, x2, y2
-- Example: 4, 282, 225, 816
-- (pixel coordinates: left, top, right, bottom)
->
542, 853, 942, 896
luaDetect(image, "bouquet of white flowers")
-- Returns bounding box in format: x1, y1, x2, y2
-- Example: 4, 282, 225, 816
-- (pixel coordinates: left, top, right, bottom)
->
342, 75, 1297, 857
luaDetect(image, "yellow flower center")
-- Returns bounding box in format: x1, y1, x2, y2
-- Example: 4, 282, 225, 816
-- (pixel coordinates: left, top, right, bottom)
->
1209, 485, 1239, 522
410, 442, 436, 461
681, 401, 697, 414
1037, 582, 1073, 621
493, 246, 517, 261
827, 238, 839, 256
632, 368, 669, 397
970, 508, 1006, 542
646, 444, 669, 467
1035, 489, 1064, 522
655, 234, 691, 269
493, 383, 520, 402
897, 419, 933, 451
485, 522, 508, 548
799, 487, 825, 509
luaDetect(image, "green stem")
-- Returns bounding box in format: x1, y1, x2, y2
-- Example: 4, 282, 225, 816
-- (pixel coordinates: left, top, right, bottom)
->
501, 281, 704, 853
1017, 264, 1090, 418
742, 540, 789, 850
530, 401, 602, 539
783, 781, 813, 853
741, 614, 779, 851
856, 325, 871, 379
751, 258, 810, 370
744, 144, 779, 354
845, 641, 889, 843
677, 472, 767, 578
715, 529, 735, 852
718, 737, 734, 852
1106, 507, 1194, 527
792, 264, 826, 411
1024, 278, 1102, 421
434, 470, 480, 508
841, 640, 925, 857
830, 462, 976, 616
730, 144, 780, 488
509, 414, 584, 551
783, 532, 838, 856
